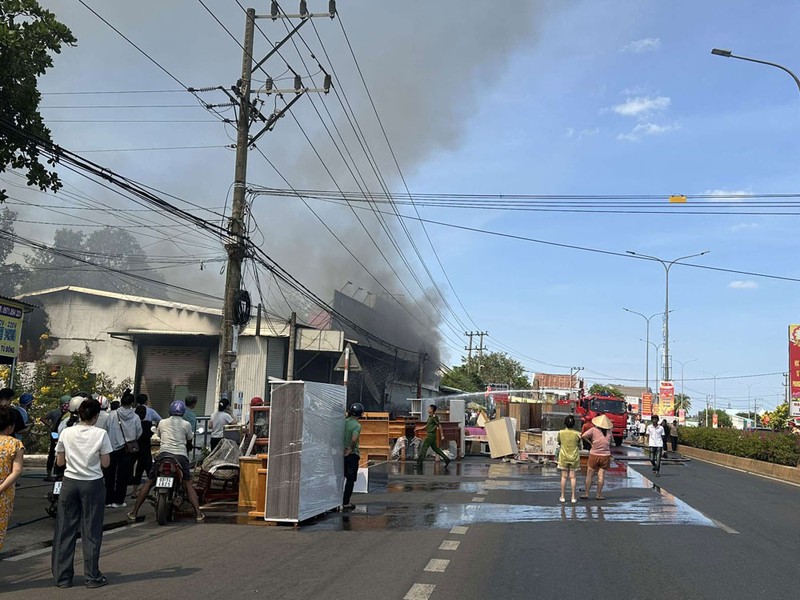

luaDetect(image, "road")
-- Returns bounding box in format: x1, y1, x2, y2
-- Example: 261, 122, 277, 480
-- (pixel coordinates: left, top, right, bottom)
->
1, 447, 797, 599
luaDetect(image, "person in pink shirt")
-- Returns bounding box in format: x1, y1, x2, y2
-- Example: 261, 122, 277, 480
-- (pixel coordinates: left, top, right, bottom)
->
580, 414, 613, 500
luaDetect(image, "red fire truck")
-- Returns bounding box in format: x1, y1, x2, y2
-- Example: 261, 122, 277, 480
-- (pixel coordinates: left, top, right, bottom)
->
575, 394, 628, 446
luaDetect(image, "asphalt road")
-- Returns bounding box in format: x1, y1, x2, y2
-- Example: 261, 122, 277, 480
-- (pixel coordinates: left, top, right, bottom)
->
1, 449, 797, 599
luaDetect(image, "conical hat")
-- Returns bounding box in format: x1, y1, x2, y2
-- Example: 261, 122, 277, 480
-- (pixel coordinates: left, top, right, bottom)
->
592, 414, 613, 430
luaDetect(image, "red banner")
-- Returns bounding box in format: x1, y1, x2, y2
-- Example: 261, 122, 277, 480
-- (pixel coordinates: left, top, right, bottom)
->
789, 325, 800, 405
659, 381, 675, 416
642, 392, 652, 415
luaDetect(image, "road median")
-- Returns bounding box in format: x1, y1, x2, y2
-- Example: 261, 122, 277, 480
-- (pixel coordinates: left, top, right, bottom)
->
679, 445, 800, 485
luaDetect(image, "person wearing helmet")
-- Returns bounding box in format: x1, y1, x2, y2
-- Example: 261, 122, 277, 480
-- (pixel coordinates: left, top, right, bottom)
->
58, 396, 86, 435
342, 403, 363, 511
16, 393, 34, 436
127, 400, 204, 523
43, 396, 71, 482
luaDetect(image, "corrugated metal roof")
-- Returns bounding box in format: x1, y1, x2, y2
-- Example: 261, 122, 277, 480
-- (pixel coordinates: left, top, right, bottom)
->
0, 294, 37, 311
16, 286, 222, 316
108, 329, 216, 337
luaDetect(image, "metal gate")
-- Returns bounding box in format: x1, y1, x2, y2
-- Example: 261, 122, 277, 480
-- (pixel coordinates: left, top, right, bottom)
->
136, 345, 210, 417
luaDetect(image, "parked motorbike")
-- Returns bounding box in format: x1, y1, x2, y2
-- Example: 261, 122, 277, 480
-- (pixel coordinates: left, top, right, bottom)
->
46, 432, 63, 519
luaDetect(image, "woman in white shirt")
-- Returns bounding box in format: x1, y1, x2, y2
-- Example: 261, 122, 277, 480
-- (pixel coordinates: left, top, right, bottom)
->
52, 398, 112, 589
209, 398, 236, 451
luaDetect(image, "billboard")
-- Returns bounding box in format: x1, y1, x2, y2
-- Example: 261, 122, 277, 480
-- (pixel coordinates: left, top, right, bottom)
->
659, 381, 675, 416
0, 301, 24, 361
790, 325, 800, 417
641, 392, 652, 415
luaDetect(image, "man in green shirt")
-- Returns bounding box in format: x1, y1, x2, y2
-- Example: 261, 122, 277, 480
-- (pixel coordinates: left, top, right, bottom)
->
342, 403, 363, 510
416, 405, 450, 468
182, 395, 198, 432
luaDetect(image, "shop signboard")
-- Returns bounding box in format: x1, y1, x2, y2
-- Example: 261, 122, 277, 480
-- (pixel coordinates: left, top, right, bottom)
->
641, 392, 652, 415
0, 301, 24, 360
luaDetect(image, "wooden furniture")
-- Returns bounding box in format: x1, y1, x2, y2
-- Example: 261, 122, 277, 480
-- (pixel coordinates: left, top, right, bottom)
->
358, 418, 391, 467
194, 466, 239, 504
238, 456, 263, 510
249, 406, 270, 454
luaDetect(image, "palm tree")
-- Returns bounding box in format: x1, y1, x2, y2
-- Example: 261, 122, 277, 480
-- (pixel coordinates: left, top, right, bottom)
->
673, 393, 691, 413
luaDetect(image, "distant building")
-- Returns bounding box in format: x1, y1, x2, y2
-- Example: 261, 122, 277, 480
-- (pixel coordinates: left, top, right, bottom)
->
532, 373, 579, 403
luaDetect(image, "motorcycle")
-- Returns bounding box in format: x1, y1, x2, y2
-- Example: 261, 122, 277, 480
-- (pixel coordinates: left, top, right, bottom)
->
149, 427, 204, 526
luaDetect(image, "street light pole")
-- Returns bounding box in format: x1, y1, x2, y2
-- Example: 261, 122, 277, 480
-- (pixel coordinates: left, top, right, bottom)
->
737, 380, 760, 429
626, 250, 710, 382
711, 48, 800, 94
675, 357, 698, 403
623, 308, 667, 417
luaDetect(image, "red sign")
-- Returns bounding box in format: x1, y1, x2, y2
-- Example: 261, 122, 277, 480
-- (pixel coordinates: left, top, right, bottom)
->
789, 325, 800, 402
642, 392, 652, 415
659, 381, 675, 416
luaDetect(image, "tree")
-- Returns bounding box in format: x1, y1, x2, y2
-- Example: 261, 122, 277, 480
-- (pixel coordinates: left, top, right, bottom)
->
0, 207, 28, 292
21, 226, 165, 297
588, 384, 623, 398
763, 402, 789, 430
674, 393, 692, 413
696, 409, 732, 428
0, 0, 76, 201
441, 351, 530, 392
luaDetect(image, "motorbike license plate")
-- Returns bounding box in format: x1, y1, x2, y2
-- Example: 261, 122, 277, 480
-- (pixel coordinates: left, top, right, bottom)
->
53, 481, 62, 494
155, 476, 174, 488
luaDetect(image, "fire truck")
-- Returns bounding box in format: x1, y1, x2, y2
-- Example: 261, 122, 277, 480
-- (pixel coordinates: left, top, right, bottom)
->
574, 393, 628, 446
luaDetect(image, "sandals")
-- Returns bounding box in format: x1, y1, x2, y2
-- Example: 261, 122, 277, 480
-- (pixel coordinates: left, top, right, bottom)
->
579, 494, 589, 499
195, 512, 206, 523
559, 497, 566, 503
596, 495, 606, 500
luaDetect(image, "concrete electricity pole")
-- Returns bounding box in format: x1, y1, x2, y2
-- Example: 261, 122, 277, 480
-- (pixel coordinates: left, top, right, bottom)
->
217, 2, 335, 400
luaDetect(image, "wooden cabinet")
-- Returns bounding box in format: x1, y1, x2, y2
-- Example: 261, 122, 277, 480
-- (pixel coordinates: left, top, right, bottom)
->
358, 418, 390, 467
249, 406, 270, 454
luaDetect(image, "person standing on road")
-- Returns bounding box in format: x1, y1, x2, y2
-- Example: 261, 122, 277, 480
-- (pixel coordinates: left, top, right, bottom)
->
581, 414, 613, 500
647, 415, 665, 477
43, 396, 70, 482
103, 392, 141, 508
670, 419, 679, 453
0, 388, 26, 438
136, 393, 161, 425
130, 404, 153, 498
183, 395, 198, 433
557, 415, 581, 503
52, 398, 112, 589
416, 405, 450, 468
342, 403, 363, 511
661, 419, 670, 455
209, 397, 236, 451
0, 405, 25, 551
638, 418, 647, 445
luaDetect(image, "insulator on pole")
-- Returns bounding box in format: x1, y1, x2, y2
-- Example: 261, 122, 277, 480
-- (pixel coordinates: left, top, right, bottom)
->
265, 77, 274, 92
294, 74, 302, 92
270, 1, 279, 19
329, 0, 336, 17
323, 74, 332, 93
300, 0, 308, 17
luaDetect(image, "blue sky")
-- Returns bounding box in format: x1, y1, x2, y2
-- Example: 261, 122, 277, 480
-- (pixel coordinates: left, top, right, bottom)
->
11, 1, 800, 412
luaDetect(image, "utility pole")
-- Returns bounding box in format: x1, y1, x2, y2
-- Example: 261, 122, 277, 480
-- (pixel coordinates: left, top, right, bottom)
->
217, 2, 335, 400
286, 311, 297, 381
465, 332, 475, 364
417, 352, 428, 399
476, 331, 487, 361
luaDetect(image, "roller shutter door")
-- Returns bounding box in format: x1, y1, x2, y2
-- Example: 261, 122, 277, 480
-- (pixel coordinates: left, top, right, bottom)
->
137, 345, 210, 417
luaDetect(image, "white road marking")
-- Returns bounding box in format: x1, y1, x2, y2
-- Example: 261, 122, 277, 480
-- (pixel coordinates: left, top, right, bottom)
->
4, 521, 144, 562
710, 518, 740, 535
404, 583, 436, 600
424, 558, 450, 573
472, 496, 485, 502
439, 540, 460, 550
450, 526, 469, 534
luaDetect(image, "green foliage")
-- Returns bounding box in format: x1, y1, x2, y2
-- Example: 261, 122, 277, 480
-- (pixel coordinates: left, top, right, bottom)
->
588, 384, 623, 398
0, 0, 76, 201
673, 393, 691, 413
680, 426, 800, 467
0, 207, 29, 292
763, 402, 789, 430
696, 408, 733, 428
441, 352, 530, 393
21, 226, 165, 296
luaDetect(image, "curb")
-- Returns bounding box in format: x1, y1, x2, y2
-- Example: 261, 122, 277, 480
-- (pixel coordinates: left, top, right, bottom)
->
679, 445, 800, 485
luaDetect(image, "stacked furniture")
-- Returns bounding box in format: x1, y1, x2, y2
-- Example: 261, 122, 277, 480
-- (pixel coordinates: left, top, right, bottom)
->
265, 381, 345, 523
358, 412, 391, 467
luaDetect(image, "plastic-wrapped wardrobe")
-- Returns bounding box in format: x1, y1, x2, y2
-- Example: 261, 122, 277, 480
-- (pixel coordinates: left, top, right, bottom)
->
265, 381, 346, 523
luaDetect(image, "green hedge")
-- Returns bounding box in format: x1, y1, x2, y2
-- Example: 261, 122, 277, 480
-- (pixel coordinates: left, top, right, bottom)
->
680, 428, 800, 467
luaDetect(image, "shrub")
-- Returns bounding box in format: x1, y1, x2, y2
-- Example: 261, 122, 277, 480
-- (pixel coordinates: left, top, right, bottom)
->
680, 427, 800, 467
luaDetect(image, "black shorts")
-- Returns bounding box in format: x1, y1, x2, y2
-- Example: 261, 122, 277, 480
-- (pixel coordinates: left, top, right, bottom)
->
344, 453, 360, 483
147, 453, 190, 480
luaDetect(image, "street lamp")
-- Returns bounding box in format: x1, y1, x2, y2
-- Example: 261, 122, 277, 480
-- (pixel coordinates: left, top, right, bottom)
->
641, 340, 666, 388
675, 357, 698, 401
623, 308, 669, 417
711, 48, 800, 94
702, 370, 728, 426
626, 250, 710, 381
737, 380, 760, 429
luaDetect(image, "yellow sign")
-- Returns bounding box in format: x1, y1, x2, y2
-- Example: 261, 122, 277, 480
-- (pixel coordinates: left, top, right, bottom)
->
0, 301, 25, 360
669, 195, 687, 203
